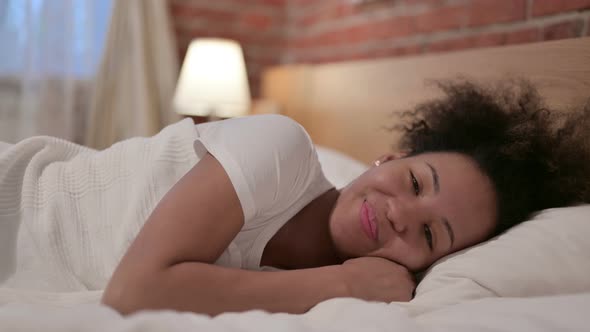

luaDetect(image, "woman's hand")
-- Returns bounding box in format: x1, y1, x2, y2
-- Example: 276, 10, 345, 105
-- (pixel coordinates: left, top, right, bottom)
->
340, 257, 415, 302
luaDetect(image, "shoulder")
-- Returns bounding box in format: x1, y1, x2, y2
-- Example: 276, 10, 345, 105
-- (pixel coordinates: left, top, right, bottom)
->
193, 115, 320, 220
226, 114, 308, 140
196, 114, 314, 157
251, 114, 313, 154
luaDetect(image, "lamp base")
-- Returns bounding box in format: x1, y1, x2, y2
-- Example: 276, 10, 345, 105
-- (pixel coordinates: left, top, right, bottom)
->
184, 114, 229, 124
185, 115, 210, 124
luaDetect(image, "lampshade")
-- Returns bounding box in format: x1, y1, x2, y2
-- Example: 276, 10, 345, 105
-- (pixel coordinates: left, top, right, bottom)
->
173, 38, 251, 118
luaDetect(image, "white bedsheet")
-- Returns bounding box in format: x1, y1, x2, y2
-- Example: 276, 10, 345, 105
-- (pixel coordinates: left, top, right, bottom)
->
415, 292, 590, 332
0, 293, 588, 332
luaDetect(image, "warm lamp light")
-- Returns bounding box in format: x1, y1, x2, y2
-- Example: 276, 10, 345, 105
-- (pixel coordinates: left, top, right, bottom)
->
173, 38, 251, 118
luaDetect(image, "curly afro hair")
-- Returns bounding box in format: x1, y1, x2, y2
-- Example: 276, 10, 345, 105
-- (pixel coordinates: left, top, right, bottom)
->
393, 79, 590, 237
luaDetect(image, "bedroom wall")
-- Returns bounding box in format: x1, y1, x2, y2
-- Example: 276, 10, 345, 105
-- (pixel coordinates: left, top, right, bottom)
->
169, 0, 590, 96
169, 0, 286, 97
285, 0, 590, 63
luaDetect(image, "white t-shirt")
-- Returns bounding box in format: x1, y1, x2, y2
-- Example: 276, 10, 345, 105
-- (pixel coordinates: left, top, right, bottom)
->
193, 114, 333, 271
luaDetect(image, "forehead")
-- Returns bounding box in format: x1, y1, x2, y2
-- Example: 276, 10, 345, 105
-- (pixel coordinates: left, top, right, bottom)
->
409, 152, 498, 248
409, 152, 480, 174
407, 152, 487, 185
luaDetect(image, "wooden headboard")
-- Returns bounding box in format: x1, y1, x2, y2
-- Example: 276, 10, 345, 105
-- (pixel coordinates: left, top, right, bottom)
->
260, 37, 590, 164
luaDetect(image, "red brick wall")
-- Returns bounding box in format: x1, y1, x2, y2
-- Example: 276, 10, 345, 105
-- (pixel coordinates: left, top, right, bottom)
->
170, 0, 590, 97
169, 0, 286, 97
286, 0, 590, 63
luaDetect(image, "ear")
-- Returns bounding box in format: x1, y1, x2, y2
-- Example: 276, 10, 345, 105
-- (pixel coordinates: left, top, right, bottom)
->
373, 151, 409, 166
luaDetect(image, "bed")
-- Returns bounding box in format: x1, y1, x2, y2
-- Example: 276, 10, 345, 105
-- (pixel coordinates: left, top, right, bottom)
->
1, 37, 590, 331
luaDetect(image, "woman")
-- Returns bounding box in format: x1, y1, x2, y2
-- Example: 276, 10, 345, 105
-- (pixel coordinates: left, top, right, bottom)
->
101, 81, 586, 315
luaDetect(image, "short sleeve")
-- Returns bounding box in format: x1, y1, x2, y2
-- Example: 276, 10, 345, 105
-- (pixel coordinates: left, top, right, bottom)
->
193, 114, 321, 224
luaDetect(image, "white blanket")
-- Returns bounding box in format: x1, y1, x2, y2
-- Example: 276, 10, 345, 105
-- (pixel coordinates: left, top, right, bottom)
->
0, 119, 198, 293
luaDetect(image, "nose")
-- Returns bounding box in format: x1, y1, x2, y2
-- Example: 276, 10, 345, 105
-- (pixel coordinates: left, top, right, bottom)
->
385, 197, 423, 235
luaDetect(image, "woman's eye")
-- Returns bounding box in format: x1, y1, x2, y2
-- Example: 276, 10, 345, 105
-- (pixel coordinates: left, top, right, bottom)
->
410, 171, 420, 196
424, 224, 433, 250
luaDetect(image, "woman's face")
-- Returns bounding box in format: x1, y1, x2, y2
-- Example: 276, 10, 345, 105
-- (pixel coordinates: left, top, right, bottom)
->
329, 152, 497, 272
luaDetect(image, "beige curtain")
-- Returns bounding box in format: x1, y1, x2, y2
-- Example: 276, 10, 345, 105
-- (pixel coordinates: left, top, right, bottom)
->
85, 0, 181, 149
0, 1, 112, 144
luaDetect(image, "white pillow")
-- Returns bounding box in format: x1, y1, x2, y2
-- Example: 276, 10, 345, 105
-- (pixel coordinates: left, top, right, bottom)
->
315, 145, 368, 189
404, 205, 590, 315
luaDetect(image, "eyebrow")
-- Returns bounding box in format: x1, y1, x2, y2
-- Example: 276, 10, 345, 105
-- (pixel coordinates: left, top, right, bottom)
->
442, 217, 455, 249
426, 162, 439, 194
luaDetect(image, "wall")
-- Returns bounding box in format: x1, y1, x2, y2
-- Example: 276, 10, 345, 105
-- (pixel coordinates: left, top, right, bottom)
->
170, 0, 590, 96
169, 0, 286, 97
286, 0, 590, 63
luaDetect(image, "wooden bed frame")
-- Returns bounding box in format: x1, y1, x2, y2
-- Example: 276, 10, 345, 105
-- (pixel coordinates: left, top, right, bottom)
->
260, 37, 590, 164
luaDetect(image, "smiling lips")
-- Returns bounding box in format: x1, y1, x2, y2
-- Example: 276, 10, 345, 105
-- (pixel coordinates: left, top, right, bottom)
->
360, 200, 378, 241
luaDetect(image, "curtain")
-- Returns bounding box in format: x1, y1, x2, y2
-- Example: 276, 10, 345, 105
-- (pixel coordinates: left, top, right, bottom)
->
0, 0, 113, 143
85, 0, 181, 150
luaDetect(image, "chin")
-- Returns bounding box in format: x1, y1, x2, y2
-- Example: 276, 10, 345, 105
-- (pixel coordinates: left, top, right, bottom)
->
329, 228, 355, 260
334, 231, 370, 260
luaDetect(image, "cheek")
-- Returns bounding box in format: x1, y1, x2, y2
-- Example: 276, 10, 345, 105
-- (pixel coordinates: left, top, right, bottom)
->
376, 239, 426, 271
364, 168, 406, 196
433, 199, 496, 251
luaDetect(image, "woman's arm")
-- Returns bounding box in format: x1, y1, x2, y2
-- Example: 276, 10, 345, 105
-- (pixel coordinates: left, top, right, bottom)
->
105, 259, 348, 315
102, 153, 347, 315
102, 153, 414, 316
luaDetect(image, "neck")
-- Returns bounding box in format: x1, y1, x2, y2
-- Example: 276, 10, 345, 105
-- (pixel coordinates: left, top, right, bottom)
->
261, 188, 343, 270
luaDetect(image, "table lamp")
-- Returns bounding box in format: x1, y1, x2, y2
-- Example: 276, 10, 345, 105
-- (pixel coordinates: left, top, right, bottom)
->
173, 38, 251, 122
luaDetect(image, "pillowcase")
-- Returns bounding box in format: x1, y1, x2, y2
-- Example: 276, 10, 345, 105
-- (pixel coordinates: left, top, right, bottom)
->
404, 205, 590, 315
315, 145, 368, 188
